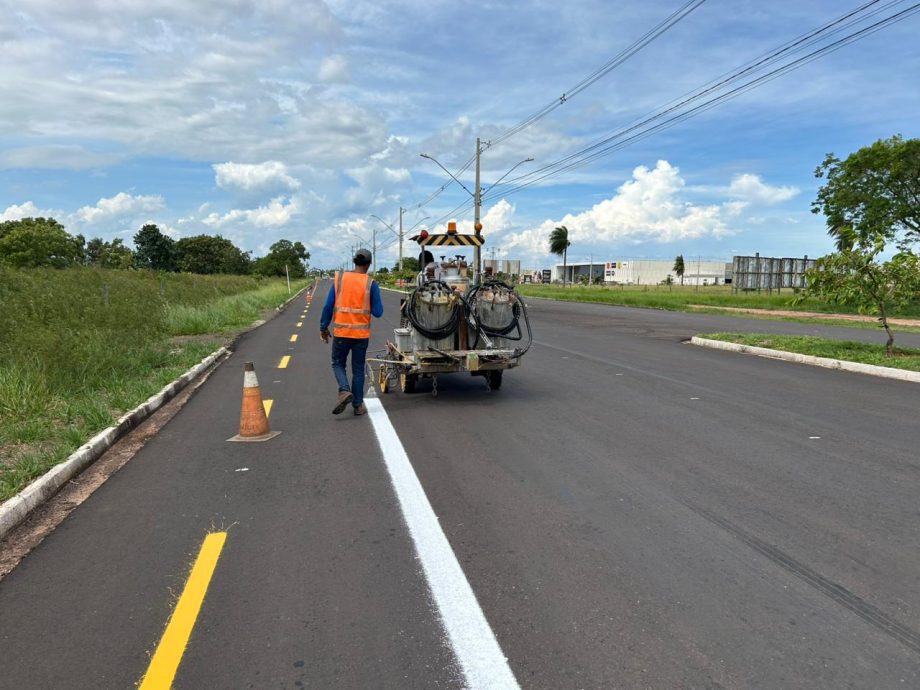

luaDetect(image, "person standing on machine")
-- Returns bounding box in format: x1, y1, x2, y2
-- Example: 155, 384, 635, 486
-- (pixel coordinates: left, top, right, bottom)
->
320, 249, 383, 416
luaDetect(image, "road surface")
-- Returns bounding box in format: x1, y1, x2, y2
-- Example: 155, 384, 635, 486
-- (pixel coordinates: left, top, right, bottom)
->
1, 284, 918, 688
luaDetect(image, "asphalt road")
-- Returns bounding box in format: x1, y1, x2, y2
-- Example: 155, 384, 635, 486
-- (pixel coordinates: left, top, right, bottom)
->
1, 284, 918, 688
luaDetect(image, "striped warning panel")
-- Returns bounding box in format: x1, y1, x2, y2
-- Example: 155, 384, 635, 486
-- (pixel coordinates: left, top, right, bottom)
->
419, 234, 485, 247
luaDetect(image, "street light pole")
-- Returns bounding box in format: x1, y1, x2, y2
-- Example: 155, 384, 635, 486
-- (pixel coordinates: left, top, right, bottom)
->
399, 207, 405, 273
474, 138, 482, 285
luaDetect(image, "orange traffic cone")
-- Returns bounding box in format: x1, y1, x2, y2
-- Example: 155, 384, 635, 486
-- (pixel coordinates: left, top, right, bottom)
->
227, 362, 281, 442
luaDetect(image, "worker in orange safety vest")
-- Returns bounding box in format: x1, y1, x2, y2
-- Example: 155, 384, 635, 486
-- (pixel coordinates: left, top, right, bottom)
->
320, 248, 384, 415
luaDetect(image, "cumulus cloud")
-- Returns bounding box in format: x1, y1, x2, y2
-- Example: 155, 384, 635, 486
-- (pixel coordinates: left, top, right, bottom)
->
726, 174, 799, 205
74, 192, 165, 224
501, 161, 739, 261
213, 161, 301, 193
344, 165, 412, 206
202, 196, 299, 229
0, 201, 59, 222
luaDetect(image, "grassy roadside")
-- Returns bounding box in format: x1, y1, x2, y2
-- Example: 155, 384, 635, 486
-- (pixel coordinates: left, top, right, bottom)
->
698, 333, 920, 372
516, 284, 920, 319
0, 267, 309, 502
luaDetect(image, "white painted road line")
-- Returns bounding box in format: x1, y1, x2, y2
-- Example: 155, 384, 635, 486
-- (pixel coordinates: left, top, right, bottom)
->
365, 397, 520, 690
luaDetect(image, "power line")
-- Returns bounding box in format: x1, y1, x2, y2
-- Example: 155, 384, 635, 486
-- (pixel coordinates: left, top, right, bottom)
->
408, 0, 706, 216
486, 1, 918, 199
488, 0, 708, 149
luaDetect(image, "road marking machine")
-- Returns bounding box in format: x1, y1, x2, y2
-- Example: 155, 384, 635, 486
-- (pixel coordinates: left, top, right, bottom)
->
370, 221, 533, 395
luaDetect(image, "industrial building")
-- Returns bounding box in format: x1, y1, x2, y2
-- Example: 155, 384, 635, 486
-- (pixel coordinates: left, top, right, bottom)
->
554, 259, 731, 285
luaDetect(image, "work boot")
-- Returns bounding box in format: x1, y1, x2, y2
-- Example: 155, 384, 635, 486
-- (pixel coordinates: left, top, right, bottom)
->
332, 391, 353, 415
353, 403, 368, 416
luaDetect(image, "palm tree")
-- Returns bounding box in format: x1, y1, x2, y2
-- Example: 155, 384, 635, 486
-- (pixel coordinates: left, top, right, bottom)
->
549, 226, 572, 286
673, 254, 685, 285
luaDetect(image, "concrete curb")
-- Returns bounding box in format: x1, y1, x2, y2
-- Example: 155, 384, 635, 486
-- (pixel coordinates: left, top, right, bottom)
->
380, 286, 411, 294
0, 348, 230, 540
276, 282, 312, 311
690, 336, 920, 384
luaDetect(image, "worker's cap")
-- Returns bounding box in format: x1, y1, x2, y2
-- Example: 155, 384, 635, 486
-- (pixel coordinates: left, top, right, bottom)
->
353, 248, 372, 266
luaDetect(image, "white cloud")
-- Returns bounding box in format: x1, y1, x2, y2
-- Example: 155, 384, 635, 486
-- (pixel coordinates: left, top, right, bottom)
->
501, 161, 739, 262
318, 54, 350, 83
74, 192, 165, 224
344, 165, 412, 206
0, 145, 121, 170
726, 174, 799, 205
202, 196, 299, 229
1, 201, 58, 222
213, 161, 301, 193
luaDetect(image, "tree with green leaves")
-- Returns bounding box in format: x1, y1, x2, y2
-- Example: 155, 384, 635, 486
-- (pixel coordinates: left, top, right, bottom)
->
85, 237, 134, 269
807, 135, 920, 356
673, 254, 685, 285
174, 234, 251, 274
813, 135, 920, 251
805, 248, 920, 356
252, 239, 310, 278
0, 217, 84, 268
549, 225, 571, 286
133, 224, 176, 271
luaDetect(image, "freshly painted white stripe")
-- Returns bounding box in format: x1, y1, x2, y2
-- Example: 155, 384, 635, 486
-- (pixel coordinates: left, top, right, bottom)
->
243, 370, 259, 388
365, 396, 519, 689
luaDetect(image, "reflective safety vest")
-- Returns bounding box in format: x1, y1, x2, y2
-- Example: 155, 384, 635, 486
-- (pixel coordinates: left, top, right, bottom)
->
332, 271, 372, 339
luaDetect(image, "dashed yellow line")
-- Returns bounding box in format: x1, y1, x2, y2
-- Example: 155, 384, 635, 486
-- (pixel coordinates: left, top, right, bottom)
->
296, 321, 303, 328
263, 399, 273, 418
139, 532, 227, 690
278, 356, 291, 369
289, 334, 298, 343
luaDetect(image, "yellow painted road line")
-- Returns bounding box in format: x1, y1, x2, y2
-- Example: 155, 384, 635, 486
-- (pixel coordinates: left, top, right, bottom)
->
278, 355, 291, 369
289, 334, 298, 343
263, 399, 273, 418
296, 321, 303, 327
139, 532, 227, 690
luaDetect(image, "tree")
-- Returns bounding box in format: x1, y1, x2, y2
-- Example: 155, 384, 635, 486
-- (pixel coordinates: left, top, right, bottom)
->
805, 248, 920, 356
662, 274, 674, 291
252, 239, 310, 278
395, 256, 420, 273
549, 225, 571, 286
0, 217, 84, 268
133, 224, 176, 271
85, 237, 134, 269
813, 135, 920, 251
174, 234, 251, 274
673, 255, 685, 285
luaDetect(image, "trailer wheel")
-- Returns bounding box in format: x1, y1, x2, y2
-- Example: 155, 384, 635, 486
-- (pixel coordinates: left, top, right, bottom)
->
378, 364, 390, 394
487, 370, 503, 390
399, 371, 417, 393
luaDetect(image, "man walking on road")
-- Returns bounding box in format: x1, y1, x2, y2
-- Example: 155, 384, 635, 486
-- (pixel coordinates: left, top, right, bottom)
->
320, 249, 383, 416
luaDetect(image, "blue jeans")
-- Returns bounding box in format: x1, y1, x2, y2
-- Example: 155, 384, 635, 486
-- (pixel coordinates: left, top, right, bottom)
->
331, 336, 369, 406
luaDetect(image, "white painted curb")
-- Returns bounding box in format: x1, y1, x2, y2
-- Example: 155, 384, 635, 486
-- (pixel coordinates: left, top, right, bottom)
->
276, 283, 311, 311
0, 348, 229, 540
691, 336, 920, 384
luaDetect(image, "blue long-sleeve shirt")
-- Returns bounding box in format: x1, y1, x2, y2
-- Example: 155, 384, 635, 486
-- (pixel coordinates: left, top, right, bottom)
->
320, 276, 384, 333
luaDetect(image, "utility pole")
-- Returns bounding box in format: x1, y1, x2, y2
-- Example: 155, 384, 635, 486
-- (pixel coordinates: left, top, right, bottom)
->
473, 137, 482, 286
398, 207, 405, 272
372, 227, 377, 276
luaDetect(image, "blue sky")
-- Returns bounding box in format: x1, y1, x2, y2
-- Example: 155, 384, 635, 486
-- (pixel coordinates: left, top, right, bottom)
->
1, 0, 917, 269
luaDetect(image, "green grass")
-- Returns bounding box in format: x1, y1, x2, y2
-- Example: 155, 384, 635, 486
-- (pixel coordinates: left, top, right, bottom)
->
699, 333, 920, 372
516, 283, 920, 317
0, 266, 308, 501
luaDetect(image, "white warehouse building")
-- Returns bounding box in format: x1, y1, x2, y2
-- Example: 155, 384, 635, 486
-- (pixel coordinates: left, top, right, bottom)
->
554, 259, 730, 285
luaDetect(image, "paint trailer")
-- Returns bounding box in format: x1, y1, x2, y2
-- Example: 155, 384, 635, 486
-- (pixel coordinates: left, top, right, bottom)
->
370, 222, 533, 395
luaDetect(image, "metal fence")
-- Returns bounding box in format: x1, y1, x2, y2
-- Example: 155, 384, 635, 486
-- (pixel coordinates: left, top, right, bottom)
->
732, 254, 816, 292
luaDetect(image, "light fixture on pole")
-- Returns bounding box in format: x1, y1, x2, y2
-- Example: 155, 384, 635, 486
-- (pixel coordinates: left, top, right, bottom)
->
419, 148, 534, 285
